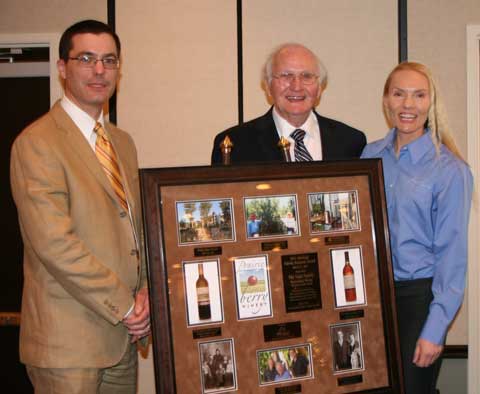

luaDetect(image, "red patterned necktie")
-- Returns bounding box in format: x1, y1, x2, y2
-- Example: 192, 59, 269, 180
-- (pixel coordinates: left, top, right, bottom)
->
94, 122, 129, 211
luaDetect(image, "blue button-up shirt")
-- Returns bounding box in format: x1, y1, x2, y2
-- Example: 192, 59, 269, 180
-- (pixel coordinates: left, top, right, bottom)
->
361, 129, 473, 344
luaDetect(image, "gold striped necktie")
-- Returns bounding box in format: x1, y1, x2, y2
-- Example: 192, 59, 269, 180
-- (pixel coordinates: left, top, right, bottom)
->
94, 122, 129, 211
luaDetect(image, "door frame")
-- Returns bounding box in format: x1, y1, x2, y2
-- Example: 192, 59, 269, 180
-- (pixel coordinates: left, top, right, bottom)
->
0, 33, 59, 328
0, 33, 61, 105
467, 24, 480, 394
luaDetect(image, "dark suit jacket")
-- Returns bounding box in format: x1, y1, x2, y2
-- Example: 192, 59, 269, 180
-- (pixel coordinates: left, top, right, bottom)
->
333, 340, 352, 370
211, 108, 366, 164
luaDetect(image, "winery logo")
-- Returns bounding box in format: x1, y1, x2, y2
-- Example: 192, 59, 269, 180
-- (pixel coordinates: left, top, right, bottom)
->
238, 267, 268, 315
234, 255, 272, 320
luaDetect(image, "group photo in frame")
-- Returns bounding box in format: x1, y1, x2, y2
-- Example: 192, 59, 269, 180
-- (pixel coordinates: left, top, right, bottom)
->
330, 246, 366, 308
176, 198, 235, 245
308, 190, 360, 233
198, 339, 237, 393
233, 255, 273, 320
330, 322, 364, 373
257, 343, 313, 385
243, 194, 299, 239
183, 259, 224, 326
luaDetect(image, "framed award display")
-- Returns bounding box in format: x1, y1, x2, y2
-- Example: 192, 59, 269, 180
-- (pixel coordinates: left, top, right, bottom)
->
141, 160, 403, 394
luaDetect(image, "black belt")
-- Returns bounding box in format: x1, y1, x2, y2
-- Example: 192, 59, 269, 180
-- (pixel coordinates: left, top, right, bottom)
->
394, 277, 433, 296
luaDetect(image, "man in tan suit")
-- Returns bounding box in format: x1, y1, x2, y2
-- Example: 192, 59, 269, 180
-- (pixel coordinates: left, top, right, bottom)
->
10, 20, 150, 393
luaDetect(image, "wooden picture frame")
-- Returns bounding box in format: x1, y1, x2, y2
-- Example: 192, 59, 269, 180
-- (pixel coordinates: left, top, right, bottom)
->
140, 160, 403, 394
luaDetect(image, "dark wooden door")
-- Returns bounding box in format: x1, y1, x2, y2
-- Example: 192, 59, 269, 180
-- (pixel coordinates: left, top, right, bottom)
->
1, 75, 50, 393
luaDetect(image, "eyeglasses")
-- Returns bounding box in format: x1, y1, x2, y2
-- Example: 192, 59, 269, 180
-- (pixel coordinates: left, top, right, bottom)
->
68, 54, 120, 70
272, 71, 319, 85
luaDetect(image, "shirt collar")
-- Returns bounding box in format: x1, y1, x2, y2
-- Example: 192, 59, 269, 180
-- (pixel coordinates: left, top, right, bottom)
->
272, 107, 317, 140
370, 128, 434, 164
404, 129, 434, 164
60, 95, 105, 149
368, 128, 396, 155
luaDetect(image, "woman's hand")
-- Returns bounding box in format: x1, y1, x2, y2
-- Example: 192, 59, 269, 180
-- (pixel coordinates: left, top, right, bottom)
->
413, 338, 443, 367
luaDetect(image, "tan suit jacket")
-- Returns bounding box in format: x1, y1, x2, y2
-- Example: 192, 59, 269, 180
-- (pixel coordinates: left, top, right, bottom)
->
10, 101, 147, 368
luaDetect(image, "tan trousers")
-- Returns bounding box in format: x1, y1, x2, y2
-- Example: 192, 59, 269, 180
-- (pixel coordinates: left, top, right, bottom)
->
26, 342, 138, 394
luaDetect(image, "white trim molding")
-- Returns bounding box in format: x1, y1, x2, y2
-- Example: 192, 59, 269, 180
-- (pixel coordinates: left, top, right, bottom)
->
467, 24, 480, 394
0, 33, 62, 105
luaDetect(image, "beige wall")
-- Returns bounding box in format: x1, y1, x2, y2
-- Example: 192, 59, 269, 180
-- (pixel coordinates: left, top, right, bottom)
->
0, 0, 105, 34
117, 0, 238, 168
409, 0, 480, 160
408, 2, 480, 160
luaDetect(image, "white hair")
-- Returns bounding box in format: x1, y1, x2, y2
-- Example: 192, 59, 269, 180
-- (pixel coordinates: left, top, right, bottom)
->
262, 43, 328, 88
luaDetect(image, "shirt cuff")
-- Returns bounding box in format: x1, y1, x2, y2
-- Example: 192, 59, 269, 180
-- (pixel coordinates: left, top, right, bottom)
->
419, 315, 447, 345
123, 302, 135, 320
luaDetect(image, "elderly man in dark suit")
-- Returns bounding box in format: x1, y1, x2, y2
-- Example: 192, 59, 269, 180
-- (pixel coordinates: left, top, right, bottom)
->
212, 43, 366, 164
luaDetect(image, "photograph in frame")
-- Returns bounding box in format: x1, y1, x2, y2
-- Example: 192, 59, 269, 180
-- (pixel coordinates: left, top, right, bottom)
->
233, 255, 273, 320
176, 198, 235, 245
330, 322, 364, 373
308, 191, 360, 233
183, 259, 224, 327
330, 247, 366, 308
257, 343, 313, 386
199, 338, 237, 393
244, 194, 299, 239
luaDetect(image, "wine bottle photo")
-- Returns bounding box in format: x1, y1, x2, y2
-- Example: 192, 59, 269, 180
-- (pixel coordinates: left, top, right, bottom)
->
330, 247, 366, 308
182, 259, 224, 326
196, 263, 212, 320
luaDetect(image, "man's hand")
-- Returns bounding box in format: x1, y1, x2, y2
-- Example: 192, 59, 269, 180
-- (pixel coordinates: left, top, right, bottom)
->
412, 338, 443, 367
123, 288, 150, 342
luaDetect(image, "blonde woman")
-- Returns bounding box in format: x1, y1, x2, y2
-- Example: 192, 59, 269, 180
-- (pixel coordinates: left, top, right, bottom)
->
361, 62, 473, 394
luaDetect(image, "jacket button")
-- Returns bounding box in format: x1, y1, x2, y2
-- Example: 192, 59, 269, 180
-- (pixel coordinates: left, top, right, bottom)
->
130, 249, 138, 257
120, 211, 127, 218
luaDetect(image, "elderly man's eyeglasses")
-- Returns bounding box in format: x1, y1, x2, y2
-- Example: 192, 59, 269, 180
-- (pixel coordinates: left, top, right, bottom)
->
272, 71, 319, 85
68, 54, 120, 70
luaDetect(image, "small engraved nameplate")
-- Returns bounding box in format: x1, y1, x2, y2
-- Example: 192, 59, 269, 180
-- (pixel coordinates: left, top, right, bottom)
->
263, 321, 302, 342
194, 246, 222, 257
192, 327, 222, 339
339, 309, 365, 320
275, 384, 302, 394
262, 241, 288, 251
324, 236, 350, 245
338, 374, 363, 386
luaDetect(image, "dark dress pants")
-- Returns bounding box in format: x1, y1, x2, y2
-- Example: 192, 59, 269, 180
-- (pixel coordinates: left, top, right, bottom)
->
395, 278, 442, 394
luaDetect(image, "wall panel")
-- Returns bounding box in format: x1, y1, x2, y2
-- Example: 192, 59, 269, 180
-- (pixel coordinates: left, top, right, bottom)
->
0, 0, 105, 34
117, 0, 238, 168
409, 0, 480, 159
